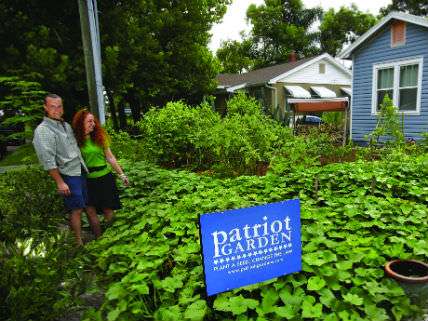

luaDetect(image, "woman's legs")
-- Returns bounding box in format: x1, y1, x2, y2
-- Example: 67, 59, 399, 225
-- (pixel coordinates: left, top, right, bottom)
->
69, 209, 83, 246
103, 208, 114, 223
86, 206, 102, 238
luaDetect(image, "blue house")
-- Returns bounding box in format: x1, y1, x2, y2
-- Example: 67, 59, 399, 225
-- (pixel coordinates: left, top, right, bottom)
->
339, 12, 428, 142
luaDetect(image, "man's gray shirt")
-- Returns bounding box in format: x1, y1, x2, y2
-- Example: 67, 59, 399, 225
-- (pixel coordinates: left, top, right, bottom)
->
33, 117, 87, 176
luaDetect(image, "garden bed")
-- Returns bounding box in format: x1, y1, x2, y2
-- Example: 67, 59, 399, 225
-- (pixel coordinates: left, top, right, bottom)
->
78, 156, 428, 321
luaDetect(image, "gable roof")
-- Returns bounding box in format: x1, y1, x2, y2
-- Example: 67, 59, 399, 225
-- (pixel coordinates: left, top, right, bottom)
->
339, 11, 428, 59
216, 53, 351, 91
217, 56, 313, 90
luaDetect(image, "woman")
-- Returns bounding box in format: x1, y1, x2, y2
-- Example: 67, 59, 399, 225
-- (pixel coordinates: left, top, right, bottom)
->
72, 109, 129, 227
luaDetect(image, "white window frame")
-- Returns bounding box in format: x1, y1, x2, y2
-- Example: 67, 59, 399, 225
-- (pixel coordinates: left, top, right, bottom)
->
372, 57, 423, 115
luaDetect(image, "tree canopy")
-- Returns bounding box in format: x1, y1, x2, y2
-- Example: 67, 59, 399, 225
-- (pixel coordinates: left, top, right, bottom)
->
216, 38, 254, 73
320, 5, 377, 56
216, 1, 379, 72
0, 0, 230, 126
380, 0, 428, 16
0, 0, 86, 120
246, 0, 323, 68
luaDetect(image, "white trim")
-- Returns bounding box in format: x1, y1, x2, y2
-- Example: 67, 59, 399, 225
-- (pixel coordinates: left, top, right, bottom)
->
268, 53, 352, 84
287, 97, 348, 104
371, 57, 423, 115
339, 11, 428, 59
226, 83, 247, 93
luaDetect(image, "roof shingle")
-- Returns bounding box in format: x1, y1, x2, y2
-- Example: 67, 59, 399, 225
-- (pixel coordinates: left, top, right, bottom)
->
216, 56, 314, 88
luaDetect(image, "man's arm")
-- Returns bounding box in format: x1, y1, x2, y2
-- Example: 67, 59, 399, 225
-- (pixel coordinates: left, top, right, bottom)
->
48, 168, 70, 196
33, 126, 70, 195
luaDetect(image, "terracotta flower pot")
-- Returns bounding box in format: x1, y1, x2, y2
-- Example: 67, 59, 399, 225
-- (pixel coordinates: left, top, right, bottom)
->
385, 260, 428, 307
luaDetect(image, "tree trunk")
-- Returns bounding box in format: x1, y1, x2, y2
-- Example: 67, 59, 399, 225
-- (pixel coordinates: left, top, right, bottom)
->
126, 90, 141, 123
106, 89, 118, 130
117, 99, 127, 130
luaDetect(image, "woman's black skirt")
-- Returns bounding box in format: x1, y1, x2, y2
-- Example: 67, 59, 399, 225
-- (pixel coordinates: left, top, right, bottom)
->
86, 172, 121, 210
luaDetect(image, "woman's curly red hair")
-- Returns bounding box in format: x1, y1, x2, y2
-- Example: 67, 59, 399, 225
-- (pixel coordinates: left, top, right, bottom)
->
72, 109, 109, 148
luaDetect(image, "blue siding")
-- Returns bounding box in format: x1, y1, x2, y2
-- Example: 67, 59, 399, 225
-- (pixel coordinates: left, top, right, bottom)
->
352, 22, 428, 142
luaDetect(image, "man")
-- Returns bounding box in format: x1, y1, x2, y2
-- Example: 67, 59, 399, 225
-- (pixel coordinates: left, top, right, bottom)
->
33, 94, 101, 245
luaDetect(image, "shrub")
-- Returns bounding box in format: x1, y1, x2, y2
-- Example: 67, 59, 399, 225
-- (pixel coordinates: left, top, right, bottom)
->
226, 91, 263, 116
0, 76, 46, 140
107, 129, 145, 162
139, 101, 220, 168
321, 111, 343, 127
0, 167, 86, 321
366, 95, 405, 147
138, 94, 292, 175
0, 166, 64, 243
0, 233, 77, 321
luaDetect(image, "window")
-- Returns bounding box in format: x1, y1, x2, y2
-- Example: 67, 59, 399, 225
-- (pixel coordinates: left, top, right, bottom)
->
376, 67, 394, 110
399, 64, 418, 110
253, 87, 265, 106
391, 21, 406, 47
319, 63, 326, 74
373, 58, 422, 114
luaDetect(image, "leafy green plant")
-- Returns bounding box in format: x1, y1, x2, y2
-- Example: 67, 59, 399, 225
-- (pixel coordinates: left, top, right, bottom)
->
0, 166, 64, 243
0, 143, 38, 166
0, 232, 79, 321
321, 111, 343, 127
107, 129, 145, 162
137, 94, 292, 175
139, 101, 220, 168
0, 76, 46, 140
80, 155, 427, 321
0, 166, 92, 321
366, 95, 405, 147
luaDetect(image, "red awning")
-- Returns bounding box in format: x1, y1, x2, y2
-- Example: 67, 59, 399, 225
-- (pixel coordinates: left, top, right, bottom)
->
288, 98, 348, 113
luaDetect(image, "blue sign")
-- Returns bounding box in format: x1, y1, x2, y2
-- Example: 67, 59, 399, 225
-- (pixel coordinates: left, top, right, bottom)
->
199, 199, 301, 296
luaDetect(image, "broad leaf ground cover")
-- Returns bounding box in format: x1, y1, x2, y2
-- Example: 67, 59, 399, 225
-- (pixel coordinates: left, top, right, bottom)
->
82, 153, 428, 321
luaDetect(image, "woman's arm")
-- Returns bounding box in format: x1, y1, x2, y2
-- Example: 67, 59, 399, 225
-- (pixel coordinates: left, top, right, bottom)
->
105, 147, 129, 186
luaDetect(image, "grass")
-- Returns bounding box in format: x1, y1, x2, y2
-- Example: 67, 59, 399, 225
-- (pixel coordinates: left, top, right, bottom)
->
0, 143, 38, 166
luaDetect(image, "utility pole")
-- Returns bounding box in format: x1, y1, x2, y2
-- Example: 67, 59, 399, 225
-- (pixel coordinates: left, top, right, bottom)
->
78, 0, 105, 124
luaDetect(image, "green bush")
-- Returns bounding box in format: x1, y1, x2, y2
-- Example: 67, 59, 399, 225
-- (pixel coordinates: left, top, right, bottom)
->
0, 166, 64, 243
321, 111, 343, 127
0, 143, 38, 166
139, 101, 220, 168
226, 91, 263, 117
0, 76, 46, 140
107, 129, 145, 162
0, 234, 77, 321
366, 95, 405, 147
138, 94, 292, 175
0, 167, 88, 321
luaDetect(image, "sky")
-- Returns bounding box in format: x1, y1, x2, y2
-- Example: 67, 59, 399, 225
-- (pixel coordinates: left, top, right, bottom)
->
209, 0, 392, 52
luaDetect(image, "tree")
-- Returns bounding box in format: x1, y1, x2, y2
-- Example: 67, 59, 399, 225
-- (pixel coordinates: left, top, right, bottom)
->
0, 77, 47, 140
98, 0, 231, 127
320, 5, 377, 56
380, 0, 428, 16
0, 0, 87, 120
216, 37, 254, 73
246, 0, 323, 68
0, 0, 230, 128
